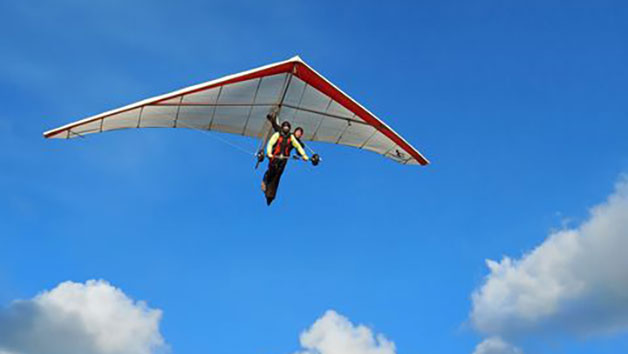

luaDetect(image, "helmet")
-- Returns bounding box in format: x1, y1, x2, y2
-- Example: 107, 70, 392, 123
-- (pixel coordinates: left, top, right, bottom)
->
280, 121, 291, 134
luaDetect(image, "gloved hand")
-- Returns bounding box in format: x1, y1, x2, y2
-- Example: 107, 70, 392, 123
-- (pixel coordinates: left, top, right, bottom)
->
311, 154, 320, 166
256, 150, 265, 163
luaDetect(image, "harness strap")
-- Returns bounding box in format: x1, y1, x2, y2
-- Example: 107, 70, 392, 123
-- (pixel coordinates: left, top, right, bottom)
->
272, 134, 293, 156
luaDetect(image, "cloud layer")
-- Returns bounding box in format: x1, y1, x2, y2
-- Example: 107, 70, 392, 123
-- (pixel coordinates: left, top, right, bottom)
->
0, 280, 166, 354
472, 337, 522, 354
296, 310, 396, 354
471, 178, 628, 341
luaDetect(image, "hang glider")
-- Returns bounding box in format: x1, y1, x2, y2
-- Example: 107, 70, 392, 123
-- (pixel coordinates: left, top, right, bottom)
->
44, 56, 429, 165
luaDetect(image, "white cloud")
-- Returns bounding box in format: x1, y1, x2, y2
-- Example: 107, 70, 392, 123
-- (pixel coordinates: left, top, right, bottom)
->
473, 337, 522, 354
296, 310, 396, 354
471, 177, 628, 339
0, 280, 167, 354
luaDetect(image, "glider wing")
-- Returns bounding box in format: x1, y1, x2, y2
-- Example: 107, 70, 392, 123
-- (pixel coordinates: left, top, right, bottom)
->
44, 56, 429, 165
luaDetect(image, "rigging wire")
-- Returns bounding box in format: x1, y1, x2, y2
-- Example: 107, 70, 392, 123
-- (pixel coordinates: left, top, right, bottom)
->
175, 121, 256, 157
176, 120, 321, 169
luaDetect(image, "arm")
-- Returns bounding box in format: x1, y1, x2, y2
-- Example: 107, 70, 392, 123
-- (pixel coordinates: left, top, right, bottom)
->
266, 113, 281, 132
291, 136, 309, 160
266, 132, 280, 157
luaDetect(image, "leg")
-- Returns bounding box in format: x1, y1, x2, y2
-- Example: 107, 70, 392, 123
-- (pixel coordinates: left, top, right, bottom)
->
261, 169, 269, 192
262, 158, 281, 193
265, 159, 287, 205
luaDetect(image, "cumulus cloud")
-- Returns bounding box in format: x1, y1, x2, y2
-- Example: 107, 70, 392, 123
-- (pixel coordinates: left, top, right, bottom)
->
471, 178, 628, 340
296, 310, 396, 354
0, 280, 167, 354
473, 337, 522, 354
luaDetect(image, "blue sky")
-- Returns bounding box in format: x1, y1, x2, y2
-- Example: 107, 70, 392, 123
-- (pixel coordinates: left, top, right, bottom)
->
1, 1, 627, 353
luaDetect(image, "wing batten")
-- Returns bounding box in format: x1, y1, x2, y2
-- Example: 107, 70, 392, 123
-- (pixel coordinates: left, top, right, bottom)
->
172, 96, 184, 128
241, 76, 264, 135
207, 86, 223, 131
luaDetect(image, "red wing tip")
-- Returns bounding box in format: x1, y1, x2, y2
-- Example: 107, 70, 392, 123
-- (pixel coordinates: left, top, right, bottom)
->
43, 130, 61, 138
414, 157, 430, 166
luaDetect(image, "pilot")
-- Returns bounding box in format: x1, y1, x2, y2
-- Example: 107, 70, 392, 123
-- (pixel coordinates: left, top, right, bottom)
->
261, 121, 309, 205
